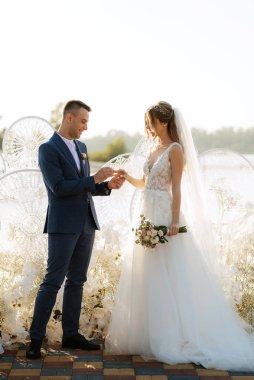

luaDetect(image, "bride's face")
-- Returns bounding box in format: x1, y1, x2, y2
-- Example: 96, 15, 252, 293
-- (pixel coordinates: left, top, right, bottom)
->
145, 115, 154, 137
146, 117, 163, 138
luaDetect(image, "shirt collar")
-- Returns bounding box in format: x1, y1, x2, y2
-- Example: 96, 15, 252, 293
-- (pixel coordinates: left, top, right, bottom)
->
58, 134, 75, 147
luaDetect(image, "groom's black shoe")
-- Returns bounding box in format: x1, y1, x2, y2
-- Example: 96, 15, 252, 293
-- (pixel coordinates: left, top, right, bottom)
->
62, 333, 100, 351
26, 339, 42, 359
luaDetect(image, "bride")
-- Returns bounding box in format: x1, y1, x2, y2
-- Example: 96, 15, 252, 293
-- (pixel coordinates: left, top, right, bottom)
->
105, 101, 254, 370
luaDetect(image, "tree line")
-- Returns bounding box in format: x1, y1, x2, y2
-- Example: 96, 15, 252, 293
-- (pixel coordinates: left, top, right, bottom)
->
0, 127, 253, 160
191, 127, 254, 154
86, 127, 254, 161
1, 102, 253, 158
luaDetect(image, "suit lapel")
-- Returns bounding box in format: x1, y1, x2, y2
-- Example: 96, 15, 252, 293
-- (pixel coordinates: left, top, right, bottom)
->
51, 132, 81, 176
86, 151, 91, 176
74, 140, 85, 177
75, 140, 91, 177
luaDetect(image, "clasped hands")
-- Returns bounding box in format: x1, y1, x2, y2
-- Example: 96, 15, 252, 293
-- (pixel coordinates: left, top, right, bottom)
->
93, 167, 126, 190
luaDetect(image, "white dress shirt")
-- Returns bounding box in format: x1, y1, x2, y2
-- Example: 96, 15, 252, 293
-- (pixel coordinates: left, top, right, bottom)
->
58, 134, 81, 172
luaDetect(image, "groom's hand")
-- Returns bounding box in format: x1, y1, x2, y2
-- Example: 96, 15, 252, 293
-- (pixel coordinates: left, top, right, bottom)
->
117, 169, 128, 179
94, 167, 114, 183
108, 175, 125, 190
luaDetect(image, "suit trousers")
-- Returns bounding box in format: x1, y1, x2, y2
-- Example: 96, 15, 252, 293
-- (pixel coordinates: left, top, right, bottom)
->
30, 207, 96, 340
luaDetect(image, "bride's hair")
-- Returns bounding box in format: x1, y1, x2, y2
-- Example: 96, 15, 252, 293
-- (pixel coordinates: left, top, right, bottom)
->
145, 101, 180, 143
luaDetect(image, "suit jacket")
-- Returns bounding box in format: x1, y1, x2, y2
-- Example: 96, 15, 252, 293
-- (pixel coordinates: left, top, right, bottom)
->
39, 132, 110, 233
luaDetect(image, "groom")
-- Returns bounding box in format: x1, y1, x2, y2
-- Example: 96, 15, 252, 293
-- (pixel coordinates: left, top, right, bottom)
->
26, 100, 124, 359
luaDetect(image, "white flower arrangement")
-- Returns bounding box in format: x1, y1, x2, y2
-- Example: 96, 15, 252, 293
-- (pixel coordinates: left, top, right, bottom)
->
0, 191, 254, 345
0, 223, 123, 344
133, 214, 187, 249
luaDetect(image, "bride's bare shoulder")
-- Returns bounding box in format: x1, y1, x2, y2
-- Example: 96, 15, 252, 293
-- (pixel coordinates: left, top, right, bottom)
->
169, 143, 183, 156
169, 143, 184, 167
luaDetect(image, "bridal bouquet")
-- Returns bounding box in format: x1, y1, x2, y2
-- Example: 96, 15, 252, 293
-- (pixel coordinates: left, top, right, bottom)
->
133, 215, 187, 249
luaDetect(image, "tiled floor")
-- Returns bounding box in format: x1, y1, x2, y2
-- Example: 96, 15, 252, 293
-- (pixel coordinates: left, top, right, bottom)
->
0, 344, 254, 380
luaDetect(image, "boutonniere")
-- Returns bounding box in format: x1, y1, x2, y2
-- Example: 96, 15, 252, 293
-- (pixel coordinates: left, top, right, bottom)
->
81, 152, 88, 160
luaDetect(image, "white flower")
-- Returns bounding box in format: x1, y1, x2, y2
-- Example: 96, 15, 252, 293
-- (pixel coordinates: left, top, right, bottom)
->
158, 230, 164, 237
151, 236, 159, 244
97, 318, 106, 329
81, 152, 88, 160
151, 229, 157, 237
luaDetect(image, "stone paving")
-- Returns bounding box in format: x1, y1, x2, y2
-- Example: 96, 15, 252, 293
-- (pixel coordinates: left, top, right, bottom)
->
0, 343, 254, 380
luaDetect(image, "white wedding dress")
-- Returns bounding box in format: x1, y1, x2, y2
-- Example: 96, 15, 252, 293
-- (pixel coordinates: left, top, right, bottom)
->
106, 142, 254, 371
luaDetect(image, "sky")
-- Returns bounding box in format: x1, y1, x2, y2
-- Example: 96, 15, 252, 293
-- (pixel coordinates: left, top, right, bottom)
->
0, 0, 254, 138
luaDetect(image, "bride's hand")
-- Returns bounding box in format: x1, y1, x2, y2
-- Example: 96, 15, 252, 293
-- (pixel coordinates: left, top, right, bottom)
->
168, 224, 179, 236
116, 169, 128, 179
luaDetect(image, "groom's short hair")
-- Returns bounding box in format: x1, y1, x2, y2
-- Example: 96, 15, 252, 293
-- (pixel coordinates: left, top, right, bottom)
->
63, 100, 92, 117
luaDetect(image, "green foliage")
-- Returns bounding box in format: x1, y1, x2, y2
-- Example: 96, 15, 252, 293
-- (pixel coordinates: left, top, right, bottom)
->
85, 127, 254, 162
47, 101, 254, 155
0, 129, 6, 151
1, 109, 254, 155
85, 130, 142, 154
192, 127, 254, 153
50, 102, 65, 130
89, 136, 127, 162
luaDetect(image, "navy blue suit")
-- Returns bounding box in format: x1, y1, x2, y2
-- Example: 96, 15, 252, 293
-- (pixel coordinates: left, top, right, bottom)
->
30, 132, 110, 340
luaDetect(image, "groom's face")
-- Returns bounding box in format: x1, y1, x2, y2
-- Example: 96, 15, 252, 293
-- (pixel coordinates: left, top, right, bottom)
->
69, 108, 89, 139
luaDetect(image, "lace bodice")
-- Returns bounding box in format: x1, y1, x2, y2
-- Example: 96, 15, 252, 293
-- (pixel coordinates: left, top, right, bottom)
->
144, 143, 181, 191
